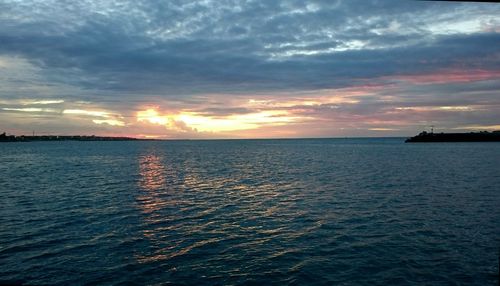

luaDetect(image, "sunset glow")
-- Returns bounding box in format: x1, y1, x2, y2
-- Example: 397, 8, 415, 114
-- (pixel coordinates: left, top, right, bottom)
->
137, 109, 170, 126
137, 108, 301, 133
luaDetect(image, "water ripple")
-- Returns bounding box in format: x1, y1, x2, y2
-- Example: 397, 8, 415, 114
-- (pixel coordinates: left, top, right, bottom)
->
0, 139, 499, 285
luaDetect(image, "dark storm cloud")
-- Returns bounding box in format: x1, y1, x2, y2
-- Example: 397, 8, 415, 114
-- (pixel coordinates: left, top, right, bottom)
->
0, 0, 498, 96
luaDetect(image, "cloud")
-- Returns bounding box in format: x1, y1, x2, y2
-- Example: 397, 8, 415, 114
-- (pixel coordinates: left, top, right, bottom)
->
92, 119, 125, 127
1, 0, 498, 95
2, 107, 58, 113
0, 0, 499, 137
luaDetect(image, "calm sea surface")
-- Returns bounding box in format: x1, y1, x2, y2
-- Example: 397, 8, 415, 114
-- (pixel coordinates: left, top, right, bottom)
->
1, 138, 499, 285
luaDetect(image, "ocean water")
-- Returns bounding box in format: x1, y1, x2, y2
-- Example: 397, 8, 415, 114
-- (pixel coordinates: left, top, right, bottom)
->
0, 138, 499, 285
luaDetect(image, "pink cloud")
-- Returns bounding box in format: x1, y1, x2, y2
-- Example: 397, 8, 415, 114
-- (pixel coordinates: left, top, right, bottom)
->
389, 69, 500, 84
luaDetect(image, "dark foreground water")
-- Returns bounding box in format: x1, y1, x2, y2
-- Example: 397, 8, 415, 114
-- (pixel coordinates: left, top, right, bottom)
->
1, 138, 499, 285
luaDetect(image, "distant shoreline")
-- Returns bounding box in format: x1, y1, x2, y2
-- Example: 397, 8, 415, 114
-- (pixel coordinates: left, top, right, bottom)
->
0, 134, 408, 142
3, 132, 500, 142
0, 133, 156, 142
405, 131, 500, 143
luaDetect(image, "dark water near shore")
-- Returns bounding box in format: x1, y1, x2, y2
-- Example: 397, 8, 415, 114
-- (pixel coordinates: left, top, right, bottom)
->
1, 138, 499, 285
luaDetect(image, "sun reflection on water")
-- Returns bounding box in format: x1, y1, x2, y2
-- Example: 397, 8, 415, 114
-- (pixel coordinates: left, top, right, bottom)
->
136, 152, 202, 265
138, 154, 166, 191
134, 149, 307, 266
137, 154, 168, 215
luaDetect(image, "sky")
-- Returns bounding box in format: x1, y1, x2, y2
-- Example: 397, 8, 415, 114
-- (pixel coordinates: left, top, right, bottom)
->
0, 0, 499, 139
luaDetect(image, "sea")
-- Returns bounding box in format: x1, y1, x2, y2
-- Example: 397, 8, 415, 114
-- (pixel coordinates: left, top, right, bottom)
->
0, 138, 499, 285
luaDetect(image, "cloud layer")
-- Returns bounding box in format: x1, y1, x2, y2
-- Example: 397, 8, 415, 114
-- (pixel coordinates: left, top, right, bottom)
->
0, 0, 499, 138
